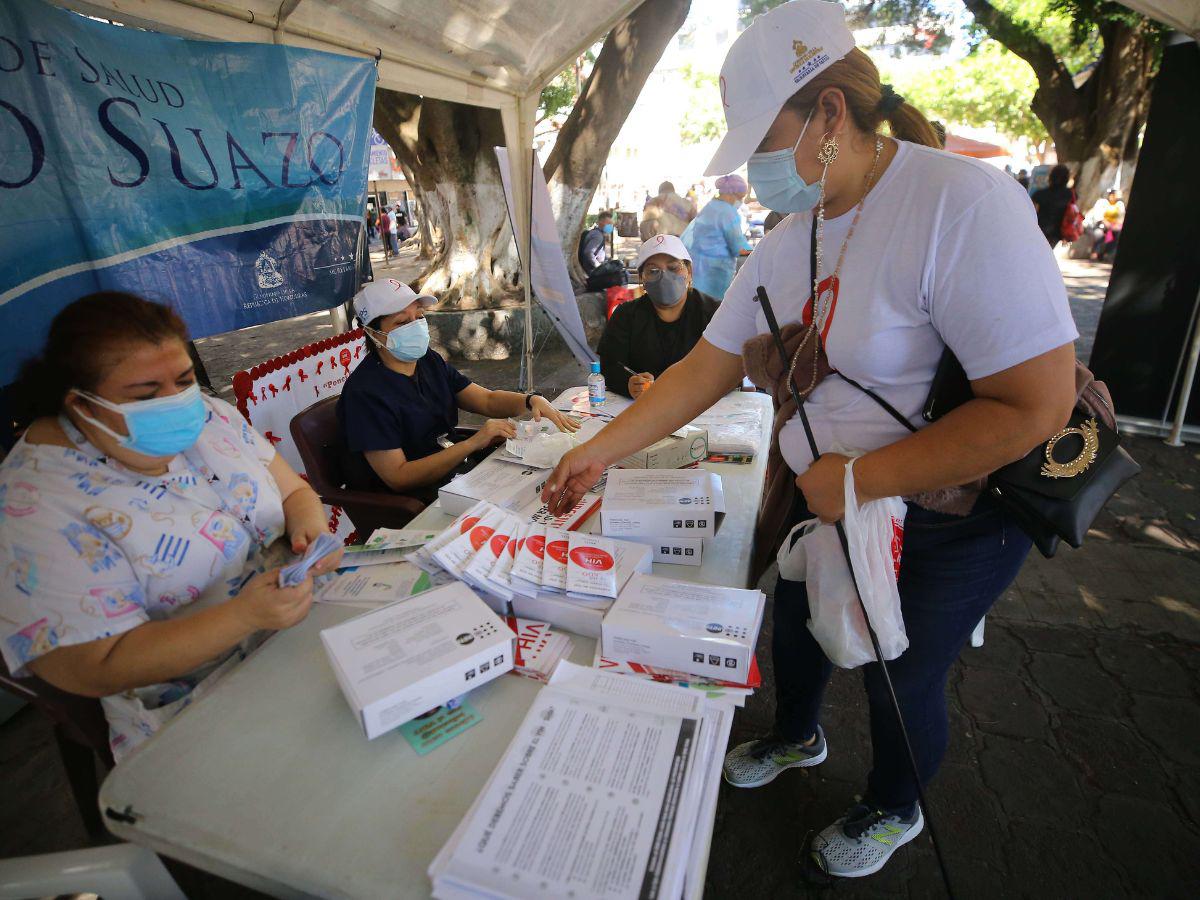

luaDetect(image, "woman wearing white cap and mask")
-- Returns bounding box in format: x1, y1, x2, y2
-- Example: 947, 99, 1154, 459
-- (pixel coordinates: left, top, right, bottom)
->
544, 0, 1077, 879
338, 279, 578, 499
597, 234, 719, 399
681, 173, 754, 300
0, 293, 339, 762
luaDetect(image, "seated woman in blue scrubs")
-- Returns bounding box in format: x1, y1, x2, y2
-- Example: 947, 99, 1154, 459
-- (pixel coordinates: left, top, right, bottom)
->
337, 279, 578, 499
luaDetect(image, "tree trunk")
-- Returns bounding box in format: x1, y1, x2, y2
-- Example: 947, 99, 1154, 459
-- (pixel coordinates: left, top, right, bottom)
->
393, 158, 436, 260
374, 92, 519, 309
544, 0, 692, 284
962, 0, 1157, 210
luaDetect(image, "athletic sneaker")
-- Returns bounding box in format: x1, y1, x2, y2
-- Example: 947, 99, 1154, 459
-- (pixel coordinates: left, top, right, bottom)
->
722, 726, 827, 788
810, 802, 924, 878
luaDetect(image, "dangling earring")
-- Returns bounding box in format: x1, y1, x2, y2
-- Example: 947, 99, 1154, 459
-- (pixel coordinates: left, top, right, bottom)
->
813, 132, 840, 291
817, 132, 840, 167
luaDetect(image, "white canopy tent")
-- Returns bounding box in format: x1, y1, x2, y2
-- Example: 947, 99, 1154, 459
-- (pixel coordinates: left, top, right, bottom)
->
1117, 0, 1200, 39
50, 0, 650, 386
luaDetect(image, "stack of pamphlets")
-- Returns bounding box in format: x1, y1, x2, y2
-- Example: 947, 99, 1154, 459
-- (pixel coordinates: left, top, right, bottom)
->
315, 561, 444, 609
415, 500, 653, 632
429, 661, 733, 900
593, 646, 760, 708
602, 573, 766, 683
506, 616, 573, 683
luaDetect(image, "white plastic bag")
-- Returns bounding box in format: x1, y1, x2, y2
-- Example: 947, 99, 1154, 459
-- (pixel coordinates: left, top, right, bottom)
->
778, 457, 908, 668
521, 431, 579, 468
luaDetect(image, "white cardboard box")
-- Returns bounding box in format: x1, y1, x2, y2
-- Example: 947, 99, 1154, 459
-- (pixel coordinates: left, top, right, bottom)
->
511, 591, 609, 639
617, 429, 709, 470
601, 573, 765, 681
511, 536, 652, 637
319, 582, 513, 739
638, 535, 705, 567
439, 456, 550, 517
600, 469, 725, 540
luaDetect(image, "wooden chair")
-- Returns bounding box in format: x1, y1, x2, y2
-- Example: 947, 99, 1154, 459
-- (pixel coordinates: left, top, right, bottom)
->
290, 397, 429, 537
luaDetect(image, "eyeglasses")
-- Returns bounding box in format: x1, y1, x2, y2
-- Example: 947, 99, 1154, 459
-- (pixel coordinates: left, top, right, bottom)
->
642, 262, 688, 281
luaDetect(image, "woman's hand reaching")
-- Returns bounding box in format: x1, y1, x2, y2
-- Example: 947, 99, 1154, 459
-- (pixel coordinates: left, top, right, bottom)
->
542, 445, 607, 515
531, 396, 581, 434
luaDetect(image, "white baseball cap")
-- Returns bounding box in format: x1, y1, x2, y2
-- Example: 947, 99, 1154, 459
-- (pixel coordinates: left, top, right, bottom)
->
704, 0, 855, 177
353, 278, 436, 326
635, 234, 691, 269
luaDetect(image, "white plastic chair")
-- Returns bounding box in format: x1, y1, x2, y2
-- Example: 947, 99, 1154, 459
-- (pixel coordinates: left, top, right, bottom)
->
0, 844, 184, 900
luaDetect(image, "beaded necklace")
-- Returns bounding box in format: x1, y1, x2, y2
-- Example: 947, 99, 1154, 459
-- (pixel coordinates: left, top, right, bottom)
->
786, 135, 885, 397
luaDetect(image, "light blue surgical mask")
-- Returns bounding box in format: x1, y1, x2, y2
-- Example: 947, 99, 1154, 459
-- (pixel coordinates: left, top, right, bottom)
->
74, 382, 207, 457
374, 317, 430, 362
747, 108, 819, 214
602, 223, 614, 235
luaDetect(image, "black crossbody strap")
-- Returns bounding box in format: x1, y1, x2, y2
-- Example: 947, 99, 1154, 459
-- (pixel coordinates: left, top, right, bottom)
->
836, 372, 919, 434
807, 216, 919, 436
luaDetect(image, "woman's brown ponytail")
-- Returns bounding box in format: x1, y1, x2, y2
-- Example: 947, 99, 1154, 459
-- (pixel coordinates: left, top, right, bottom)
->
883, 100, 941, 149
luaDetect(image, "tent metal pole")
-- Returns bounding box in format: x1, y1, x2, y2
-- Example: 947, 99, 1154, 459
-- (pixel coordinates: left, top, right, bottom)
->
521, 96, 537, 394
1165, 282, 1200, 446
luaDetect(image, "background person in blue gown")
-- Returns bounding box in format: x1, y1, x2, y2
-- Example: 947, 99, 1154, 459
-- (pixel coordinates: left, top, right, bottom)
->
682, 174, 753, 300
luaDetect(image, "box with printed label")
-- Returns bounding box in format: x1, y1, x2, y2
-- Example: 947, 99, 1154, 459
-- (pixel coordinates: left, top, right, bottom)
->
600, 469, 725, 539
601, 573, 765, 680
640, 535, 705, 567
320, 582, 513, 739
438, 455, 550, 517
616, 428, 709, 470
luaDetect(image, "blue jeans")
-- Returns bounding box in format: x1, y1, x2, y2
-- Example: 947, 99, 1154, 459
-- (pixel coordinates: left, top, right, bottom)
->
772, 497, 1031, 813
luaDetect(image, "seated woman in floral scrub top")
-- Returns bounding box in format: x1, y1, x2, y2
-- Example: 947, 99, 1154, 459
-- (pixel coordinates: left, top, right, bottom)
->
0, 293, 342, 761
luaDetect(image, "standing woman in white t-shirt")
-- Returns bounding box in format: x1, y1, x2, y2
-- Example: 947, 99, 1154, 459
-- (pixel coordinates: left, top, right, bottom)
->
543, 1, 1078, 880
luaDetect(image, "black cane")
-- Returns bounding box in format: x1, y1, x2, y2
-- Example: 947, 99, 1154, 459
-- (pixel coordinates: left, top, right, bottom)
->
755, 283, 955, 899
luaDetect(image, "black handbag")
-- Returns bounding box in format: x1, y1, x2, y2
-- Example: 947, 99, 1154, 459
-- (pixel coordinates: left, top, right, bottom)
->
801, 218, 1140, 558
841, 352, 1140, 558
926, 351, 1140, 557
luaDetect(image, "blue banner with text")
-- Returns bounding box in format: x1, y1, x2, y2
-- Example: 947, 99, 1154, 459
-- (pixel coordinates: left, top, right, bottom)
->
0, 0, 376, 383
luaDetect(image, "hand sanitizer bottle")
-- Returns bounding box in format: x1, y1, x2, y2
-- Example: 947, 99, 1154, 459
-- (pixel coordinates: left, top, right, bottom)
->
587, 361, 606, 409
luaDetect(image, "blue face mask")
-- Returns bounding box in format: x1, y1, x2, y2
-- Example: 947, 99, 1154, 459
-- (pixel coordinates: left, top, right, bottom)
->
74, 382, 207, 457
747, 108, 819, 214
602, 223, 614, 234
375, 317, 430, 362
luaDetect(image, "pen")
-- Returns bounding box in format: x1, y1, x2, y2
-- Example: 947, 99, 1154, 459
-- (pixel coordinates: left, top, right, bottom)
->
621, 364, 638, 377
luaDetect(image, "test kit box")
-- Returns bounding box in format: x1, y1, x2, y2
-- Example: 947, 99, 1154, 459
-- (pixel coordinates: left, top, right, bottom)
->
439, 455, 549, 517
601, 573, 765, 680
320, 582, 513, 739
600, 469, 725, 540
643, 536, 705, 567
617, 429, 709, 470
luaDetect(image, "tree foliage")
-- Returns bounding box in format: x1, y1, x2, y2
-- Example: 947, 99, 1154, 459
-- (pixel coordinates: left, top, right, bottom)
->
678, 64, 725, 145
877, 41, 1047, 145
737, 0, 1162, 204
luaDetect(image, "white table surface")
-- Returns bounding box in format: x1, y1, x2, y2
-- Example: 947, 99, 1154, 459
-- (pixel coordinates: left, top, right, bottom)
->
99, 391, 772, 900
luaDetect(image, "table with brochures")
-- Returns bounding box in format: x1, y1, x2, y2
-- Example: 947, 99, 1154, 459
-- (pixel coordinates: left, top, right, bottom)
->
98, 391, 772, 899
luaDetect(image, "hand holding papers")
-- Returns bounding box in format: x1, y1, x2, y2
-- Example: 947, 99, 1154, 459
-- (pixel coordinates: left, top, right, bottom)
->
278, 531, 342, 587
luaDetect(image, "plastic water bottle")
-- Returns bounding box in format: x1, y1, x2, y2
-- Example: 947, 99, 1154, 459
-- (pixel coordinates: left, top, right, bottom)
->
587, 361, 606, 409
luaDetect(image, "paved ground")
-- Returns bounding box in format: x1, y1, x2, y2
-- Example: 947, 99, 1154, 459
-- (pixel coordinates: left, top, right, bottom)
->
705, 430, 1200, 898
3, 256, 1196, 896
